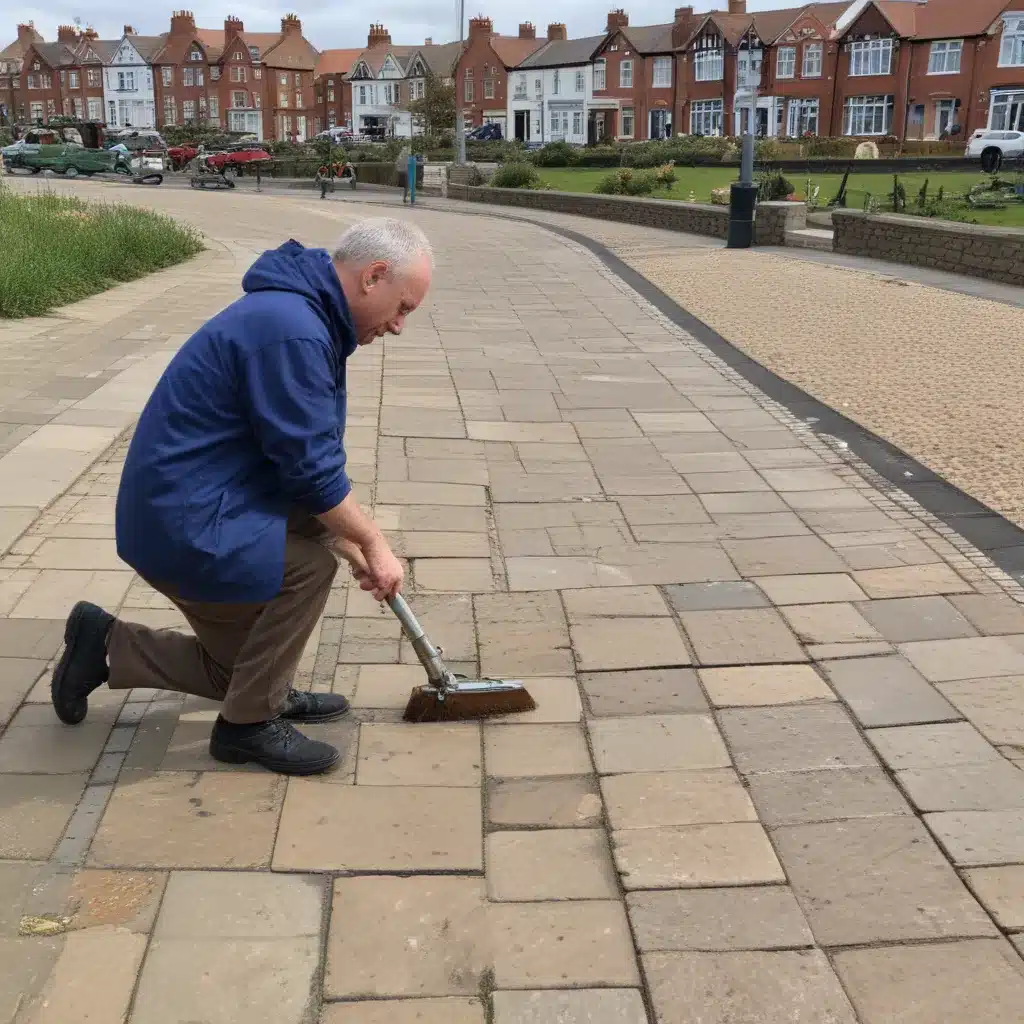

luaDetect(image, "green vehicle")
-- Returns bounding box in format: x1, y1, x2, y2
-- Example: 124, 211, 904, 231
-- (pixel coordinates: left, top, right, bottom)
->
6, 123, 132, 177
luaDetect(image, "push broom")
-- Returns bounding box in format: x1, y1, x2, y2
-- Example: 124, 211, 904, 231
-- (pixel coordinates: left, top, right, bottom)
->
387, 594, 536, 722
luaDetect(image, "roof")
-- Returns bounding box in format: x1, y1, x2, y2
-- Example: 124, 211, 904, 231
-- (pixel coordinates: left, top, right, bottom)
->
804, 1, 857, 29
316, 48, 363, 77
873, 0, 922, 37
517, 34, 605, 68
126, 35, 167, 60
0, 25, 44, 62
32, 42, 78, 68
76, 39, 119, 63
490, 33, 546, 67
621, 22, 676, 53
193, 27, 318, 70
912, 0, 1011, 39
419, 40, 465, 76
753, 8, 805, 44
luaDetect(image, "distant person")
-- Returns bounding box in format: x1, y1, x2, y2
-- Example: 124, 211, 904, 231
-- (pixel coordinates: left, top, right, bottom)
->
395, 144, 411, 203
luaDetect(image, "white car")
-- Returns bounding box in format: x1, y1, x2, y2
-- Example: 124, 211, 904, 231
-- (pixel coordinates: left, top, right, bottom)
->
966, 129, 1024, 172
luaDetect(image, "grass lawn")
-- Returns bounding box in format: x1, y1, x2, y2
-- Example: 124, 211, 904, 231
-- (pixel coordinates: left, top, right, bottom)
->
535, 166, 1024, 228
0, 186, 205, 318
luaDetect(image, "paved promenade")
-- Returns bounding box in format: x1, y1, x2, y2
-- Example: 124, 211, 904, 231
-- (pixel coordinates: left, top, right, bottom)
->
3, 179, 1024, 1022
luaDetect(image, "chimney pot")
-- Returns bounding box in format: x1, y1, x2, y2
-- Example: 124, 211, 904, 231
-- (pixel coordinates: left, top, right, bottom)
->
519, 22, 536, 39
281, 13, 301, 33
674, 6, 693, 21
606, 9, 629, 33
367, 23, 392, 48
425, 36, 432, 44
727, 0, 747, 14
468, 16, 493, 39
546, 23, 567, 41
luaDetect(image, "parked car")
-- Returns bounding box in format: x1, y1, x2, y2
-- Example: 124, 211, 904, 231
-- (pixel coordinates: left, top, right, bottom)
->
108, 130, 169, 172
168, 143, 199, 170
966, 129, 1024, 173
203, 146, 272, 173
466, 122, 503, 141
4, 125, 132, 176
315, 127, 353, 143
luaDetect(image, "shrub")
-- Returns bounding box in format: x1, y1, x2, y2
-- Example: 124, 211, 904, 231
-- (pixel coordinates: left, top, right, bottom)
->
801, 136, 858, 158
757, 172, 796, 201
593, 168, 658, 196
490, 162, 541, 189
575, 145, 624, 167
529, 141, 580, 167
655, 162, 677, 189
0, 185, 204, 318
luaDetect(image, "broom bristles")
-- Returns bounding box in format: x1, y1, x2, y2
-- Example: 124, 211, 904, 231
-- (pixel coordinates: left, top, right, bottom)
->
402, 685, 537, 723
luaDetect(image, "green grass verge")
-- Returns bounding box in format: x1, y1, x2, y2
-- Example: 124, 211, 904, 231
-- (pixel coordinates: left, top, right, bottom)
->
0, 186, 205, 318
535, 167, 1024, 228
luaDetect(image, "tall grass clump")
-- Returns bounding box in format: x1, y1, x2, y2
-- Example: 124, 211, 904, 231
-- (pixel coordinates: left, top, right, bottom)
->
0, 186, 205, 318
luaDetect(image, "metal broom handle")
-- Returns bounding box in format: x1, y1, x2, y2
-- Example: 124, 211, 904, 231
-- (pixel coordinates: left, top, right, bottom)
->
387, 594, 448, 685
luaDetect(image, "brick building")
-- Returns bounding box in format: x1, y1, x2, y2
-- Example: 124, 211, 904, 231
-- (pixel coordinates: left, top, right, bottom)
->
0, 22, 44, 125
457, 17, 545, 132
314, 48, 362, 132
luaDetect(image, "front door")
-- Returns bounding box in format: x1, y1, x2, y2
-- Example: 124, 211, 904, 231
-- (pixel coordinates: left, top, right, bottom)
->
295, 116, 307, 143
514, 110, 528, 142
755, 107, 769, 137
935, 100, 955, 138
650, 109, 668, 140
908, 104, 925, 141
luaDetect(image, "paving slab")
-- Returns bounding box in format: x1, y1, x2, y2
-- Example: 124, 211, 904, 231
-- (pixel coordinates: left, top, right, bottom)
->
486, 776, 603, 828
780, 602, 882, 644
570, 618, 691, 671
601, 769, 756, 829
867, 722, 1001, 771
356, 723, 481, 787
581, 668, 708, 715
772, 816, 997, 946
897, 760, 1024, 812
664, 580, 768, 611
484, 724, 592, 778
491, 989, 649, 1024
833, 940, 1024, 1023
486, 829, 619, 901
628, 886, 813, 952
964, 864, 1024, 930
681, 608, 807, 665
322, 999, 486, 1024
856, 595, 978, 643
643, 950, 858, 1024
0, 773, 88, 858
699, 664, 833, 707
589, 714, 730, 774
926, 809, 1024, 866
898, 636, 1024, 682
938, 676, 1024, 747
950, 593, 1024, 635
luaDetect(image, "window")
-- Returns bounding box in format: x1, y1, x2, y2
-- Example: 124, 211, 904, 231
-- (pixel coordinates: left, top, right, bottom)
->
278, 91, 288, 107
786, 97, 819, 136
107, 100, 116, 124
652, 57, 671, 88
464, 73, 473, 102
254, 68, 261, 79
849, 38, 893, 76
183, 99, 196, 121
358, 85, 367, 104
573, 109, 582, 135
295, 73, 301, 86
230, 66, 247, 83
211, 66, 221, 80
843, 94, 894, 135
327, 87, 335, 102
118, 71, 135, 91
552, 70, 560, 95
87, 68, 100, 87
60, 71, 66, 86
280, 74, 288, 86
295, 91, 303, 108
183, 67, 194, 86
87, 97, 102, 120
621, 106, 634, 136
550, 110, 559, 133
383, 84, 394, 104
534, 77, 542, 97
803, 42, 823, 77
928, 40, 962, 74
62, 98, 71, 116
249, 45, 260, 61
575, 69, 585, 92
190, 49, 202, 61
26, 74, 36, 89
594, 58, 606, 90
413, 79, 424, 99
12, 76, 19, 89
690, 98, 723, 135
208, 95, 219, 120
990, 89, 1024, 130
69, 71, 79, 88
327, 111, 336, 127
72, 97, 82, 118
233, 91, 248, 108
935, 98, 956, 136
776, 46, 796, 78
484, 78, 494, 99
162, 66, 172, 86
30, 101, 43, 121
620, 59, 633, 87
694, 48, 724, 82
514, 73, 526, 98
41, 73, 52, 88
163, 95, 176, 124
1001, 16, 1024, 66
253, 93, 261, 108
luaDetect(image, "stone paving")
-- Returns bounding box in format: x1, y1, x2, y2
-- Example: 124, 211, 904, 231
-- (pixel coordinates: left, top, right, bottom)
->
3, 179, 1024, 1022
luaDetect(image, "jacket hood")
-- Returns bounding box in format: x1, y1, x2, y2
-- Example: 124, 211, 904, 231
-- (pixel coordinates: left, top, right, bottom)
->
242, 240, 357, 358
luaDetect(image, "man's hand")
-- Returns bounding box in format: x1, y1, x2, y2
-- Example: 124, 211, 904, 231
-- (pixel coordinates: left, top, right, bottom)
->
361, 538, 404, 602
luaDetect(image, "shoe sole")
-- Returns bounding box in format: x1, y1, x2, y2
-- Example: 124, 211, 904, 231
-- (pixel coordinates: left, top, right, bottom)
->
51, 603, 88, 725
281, 706, 351, 725
209, 744, 341, 776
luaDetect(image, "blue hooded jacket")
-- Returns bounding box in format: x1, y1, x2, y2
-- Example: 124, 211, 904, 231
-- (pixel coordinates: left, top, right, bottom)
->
116, 240, 357, 602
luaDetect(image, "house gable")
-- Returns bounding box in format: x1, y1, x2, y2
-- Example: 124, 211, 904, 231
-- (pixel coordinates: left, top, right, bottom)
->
593, 29, 630, 59
407, 54, 427, 78
112, 38, 144, 66
378, 53, 403, 79
778, 12, 833, 46
839, 3, 903, 43
350, 60, 372, 80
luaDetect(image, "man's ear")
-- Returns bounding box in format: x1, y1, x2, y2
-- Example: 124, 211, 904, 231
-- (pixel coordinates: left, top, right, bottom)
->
361, 260, 390, 293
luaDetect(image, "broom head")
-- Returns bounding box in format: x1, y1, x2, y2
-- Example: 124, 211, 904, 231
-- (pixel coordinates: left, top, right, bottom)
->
403, 680, 537, 722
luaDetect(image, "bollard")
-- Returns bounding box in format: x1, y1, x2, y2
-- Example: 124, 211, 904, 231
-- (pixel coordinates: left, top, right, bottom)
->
726, 183, 757, 249
407, 154, 417, 205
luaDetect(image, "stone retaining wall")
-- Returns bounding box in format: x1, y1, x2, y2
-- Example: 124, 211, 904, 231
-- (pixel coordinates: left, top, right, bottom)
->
833, 209, 1024, 286
444, 184, 806, 245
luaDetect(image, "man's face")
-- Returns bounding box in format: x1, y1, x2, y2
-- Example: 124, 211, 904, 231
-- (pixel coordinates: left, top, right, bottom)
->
344, 256, 432, 346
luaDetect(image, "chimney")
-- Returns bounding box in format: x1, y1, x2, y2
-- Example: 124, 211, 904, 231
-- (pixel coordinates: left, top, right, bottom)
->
727, 0, 746, 13
425, 36, 433, 44
17, 22, 37, 43
123, 25, 136, 35
169, 11, 197, 35
674, 6, 693, 21
519, 22, 536, 39
468, 16, 493, 39
547, 23, 567, 41
606, 9, 629, 33
57, 25, 79, 43
224, 16, 243, 35
367, 23, 391, 48
281, 13, 301, 34
83, 27, 98, 39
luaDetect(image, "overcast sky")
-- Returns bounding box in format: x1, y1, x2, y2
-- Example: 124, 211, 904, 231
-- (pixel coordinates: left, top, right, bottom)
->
14, 1, 796, 50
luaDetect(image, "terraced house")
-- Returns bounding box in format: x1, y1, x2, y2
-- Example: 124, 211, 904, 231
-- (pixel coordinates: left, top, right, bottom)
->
314, 47, 362, 132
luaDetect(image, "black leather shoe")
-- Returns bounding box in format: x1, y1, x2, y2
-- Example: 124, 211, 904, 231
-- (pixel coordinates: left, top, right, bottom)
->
281, 689, 350, 724
51, 601, 113, 725
209, 716, 340, 775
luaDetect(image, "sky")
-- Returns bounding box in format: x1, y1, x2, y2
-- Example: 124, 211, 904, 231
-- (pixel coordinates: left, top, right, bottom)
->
12, 0, 801, 50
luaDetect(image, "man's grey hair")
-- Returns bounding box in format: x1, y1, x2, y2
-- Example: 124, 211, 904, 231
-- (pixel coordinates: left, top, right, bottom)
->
331, 217, 433, 272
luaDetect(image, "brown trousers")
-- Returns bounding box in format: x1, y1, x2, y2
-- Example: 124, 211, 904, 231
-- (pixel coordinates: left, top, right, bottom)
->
106, 515, 339, 724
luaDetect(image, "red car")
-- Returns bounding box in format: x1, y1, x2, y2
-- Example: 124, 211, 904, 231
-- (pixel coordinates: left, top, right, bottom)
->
167, 143, 198, 170
205, 146, 272, 172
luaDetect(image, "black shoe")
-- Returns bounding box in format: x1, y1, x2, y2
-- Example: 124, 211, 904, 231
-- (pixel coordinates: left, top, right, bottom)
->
209, 716, 340, 775
281, 689, 350, 724
51, 601, 113, 725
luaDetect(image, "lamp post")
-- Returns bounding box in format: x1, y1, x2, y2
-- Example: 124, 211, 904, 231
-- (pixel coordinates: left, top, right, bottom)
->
455, 0, 466, 166
727, 27, 758, 249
